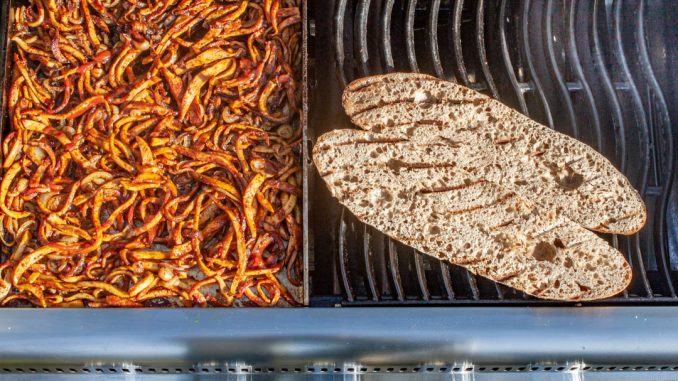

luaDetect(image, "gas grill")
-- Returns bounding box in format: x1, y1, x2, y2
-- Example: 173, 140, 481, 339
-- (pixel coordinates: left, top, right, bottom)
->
1, 0, 677, 380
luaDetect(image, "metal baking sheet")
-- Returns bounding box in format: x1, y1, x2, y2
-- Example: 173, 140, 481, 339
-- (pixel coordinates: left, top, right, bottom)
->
0, 0, 308, 307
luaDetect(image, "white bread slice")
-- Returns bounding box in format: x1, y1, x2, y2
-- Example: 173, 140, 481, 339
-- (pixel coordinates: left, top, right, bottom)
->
341, 73, 646, 235
313, 131, 632, 300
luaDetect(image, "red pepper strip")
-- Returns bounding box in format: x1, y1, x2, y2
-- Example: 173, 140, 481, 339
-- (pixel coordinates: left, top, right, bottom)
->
14, 54, 51, 104
3, 134, 23, 169
0, 263, 12, 302
81, 0, 100, 47
0, 163, 32, 219
179, 58, 234, 120
77, 281, 129, 298
129, 272, 156, 297
262, 179, 301, 195
11, 37, 51, 58
243, 173, 268, 239
173, 145, 240, 175
44, 95, 106, 120
104, 295, 142, 307
253, 279, 281, 306
270, 0, 280, 33
17, 283, 47, 307
277, 15, 301, 32
184, 47, 235, 71
265, 274, 300, 306
189, 171, 240, 203
49, 76, 73, 113
258, 81, 288, 123
249, 233, 274, 268
135, 136, 156, 167
256, 192, 275, 213
50, 29, 68, 64
207, 196, 247, 299
285, 214, 302, 286
89, 0, 117, 23
26, 1, 45, 27
12, 246, 58, 285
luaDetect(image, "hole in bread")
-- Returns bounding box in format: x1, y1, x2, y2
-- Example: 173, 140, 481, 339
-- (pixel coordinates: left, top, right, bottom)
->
382, 190, 393, 203
553, 279, 560, 289
577, 283, 591, 293
557, 172, 584, 191
532, 242, 557, 262
405, 126, 417, 137
463, 243, 471, 250
428, 225, 441, 235
553, 238, 565, 249
563, 257, 573, 268
386, 159, 406, 173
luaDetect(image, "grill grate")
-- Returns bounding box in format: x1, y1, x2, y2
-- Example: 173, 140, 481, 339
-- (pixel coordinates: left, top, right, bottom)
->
308, 0, 678, 305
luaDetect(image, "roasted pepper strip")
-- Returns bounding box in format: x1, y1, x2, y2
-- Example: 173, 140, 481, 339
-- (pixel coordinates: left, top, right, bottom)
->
0, 0, 302, 308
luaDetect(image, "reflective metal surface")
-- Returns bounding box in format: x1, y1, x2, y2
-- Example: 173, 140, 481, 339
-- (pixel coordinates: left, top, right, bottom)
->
1, 373, 675, 381
0, 307, 677, 367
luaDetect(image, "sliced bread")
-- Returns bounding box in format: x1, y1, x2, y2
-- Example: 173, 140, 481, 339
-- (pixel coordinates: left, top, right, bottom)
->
313, 132, 632, 300
341, 73, 646, 235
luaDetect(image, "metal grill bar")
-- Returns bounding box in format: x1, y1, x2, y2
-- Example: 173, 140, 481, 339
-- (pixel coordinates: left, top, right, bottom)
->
355, 0, 371, 76
464, 269, 480, 300
451, 0, 469, 85
476, 0, 500, 98
498, 0, 530, 115
428, 0, 445, 78
567, 0, 603, 151
439, 262, 455, 300
334, 0, 351, 86
521, 0, 555, 129
338, 209, 354, 302
388, 239, 405, 301
381, 0, 395, 72
405, 0, 419, 72
591, 0, 626, 170
413, 251, 430, 301
544, 1, 579, 139
363, 226, 379, 301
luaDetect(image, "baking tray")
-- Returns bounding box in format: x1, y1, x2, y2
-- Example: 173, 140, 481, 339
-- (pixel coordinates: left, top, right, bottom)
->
0, 0, 309, 307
